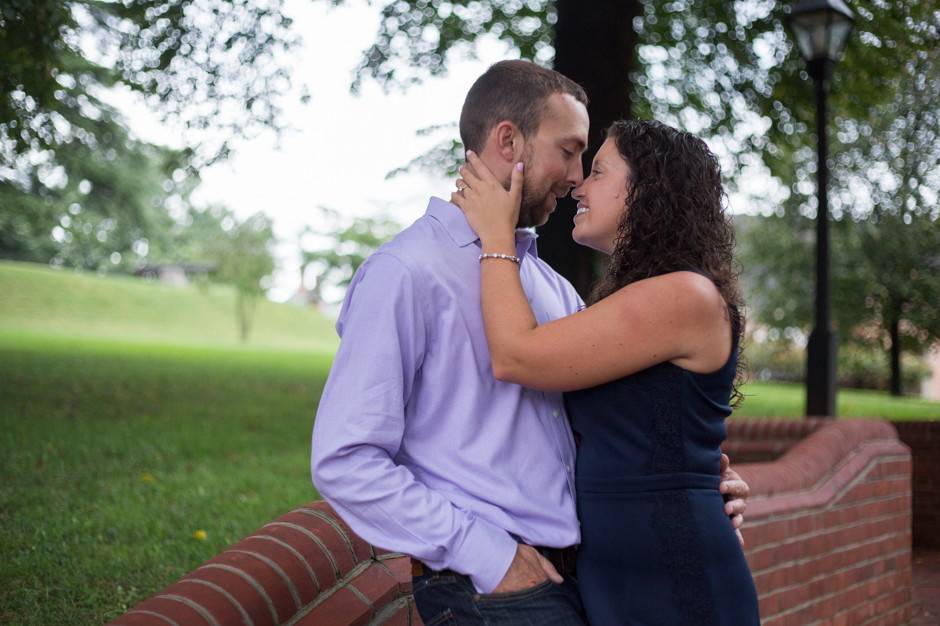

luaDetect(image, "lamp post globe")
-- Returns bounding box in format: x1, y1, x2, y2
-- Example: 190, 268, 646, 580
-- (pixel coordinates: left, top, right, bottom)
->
785, 0, 854, 417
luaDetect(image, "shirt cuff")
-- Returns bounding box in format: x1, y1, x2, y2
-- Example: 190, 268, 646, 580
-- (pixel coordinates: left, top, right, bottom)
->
449, 515, 518, 594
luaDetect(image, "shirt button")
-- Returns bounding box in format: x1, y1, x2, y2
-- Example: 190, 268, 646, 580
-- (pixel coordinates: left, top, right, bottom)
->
552, 409, 560, 417
566, 464, 572, 473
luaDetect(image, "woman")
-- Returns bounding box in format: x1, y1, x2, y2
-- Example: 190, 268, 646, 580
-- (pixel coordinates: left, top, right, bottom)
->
452, 120, 760, 625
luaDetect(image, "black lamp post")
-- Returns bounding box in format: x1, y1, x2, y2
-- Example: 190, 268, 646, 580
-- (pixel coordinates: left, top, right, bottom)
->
786, 0, 854, 417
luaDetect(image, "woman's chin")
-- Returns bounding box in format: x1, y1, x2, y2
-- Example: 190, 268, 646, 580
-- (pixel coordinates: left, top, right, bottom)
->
572, 229, 593, 249
572, 230, 613, 255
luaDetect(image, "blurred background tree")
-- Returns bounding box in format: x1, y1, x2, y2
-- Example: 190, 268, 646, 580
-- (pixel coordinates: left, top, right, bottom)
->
0, 0, 297, 267
742, 40, 940, 395
0, 113, 193, 271
299, 206, 401, 303
203, 210, 276, 341
1, 0, 298, 169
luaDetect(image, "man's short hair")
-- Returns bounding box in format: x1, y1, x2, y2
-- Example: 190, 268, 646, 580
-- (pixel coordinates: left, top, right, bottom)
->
459, 60, 588, 154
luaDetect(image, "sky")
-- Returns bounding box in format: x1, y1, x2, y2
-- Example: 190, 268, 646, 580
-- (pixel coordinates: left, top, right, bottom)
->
106, 0, 517, 302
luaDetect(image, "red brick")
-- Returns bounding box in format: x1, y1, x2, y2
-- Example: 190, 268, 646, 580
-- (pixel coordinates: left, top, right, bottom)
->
277, 510, 359, 577
348, 563, 400, 610
205, 549, 298, 621
381, 554, 414, 595
373, 599, 416, 625
185, 565, 278, 626
124, 596, 213, 626
239, 535, 320, 605
157, 579, 249, 626
261, 519, 344, 590
296, 587, 372, 626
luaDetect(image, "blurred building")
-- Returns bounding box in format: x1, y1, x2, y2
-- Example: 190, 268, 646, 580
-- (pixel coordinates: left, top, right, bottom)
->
135, 262, 214, 287
923, 346, 940, 401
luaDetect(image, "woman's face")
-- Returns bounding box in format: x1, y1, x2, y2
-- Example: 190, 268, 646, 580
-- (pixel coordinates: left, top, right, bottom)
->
571, 136, 631, 255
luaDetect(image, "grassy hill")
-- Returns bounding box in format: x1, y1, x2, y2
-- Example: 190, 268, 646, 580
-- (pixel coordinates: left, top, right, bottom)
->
0, 260, 338, 351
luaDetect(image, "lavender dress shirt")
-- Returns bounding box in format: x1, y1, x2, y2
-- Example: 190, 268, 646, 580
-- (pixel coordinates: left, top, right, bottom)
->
311, 197, 583, 593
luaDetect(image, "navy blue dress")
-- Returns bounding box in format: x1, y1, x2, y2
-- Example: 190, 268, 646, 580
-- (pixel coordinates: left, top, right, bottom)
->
565, 316, 760, 625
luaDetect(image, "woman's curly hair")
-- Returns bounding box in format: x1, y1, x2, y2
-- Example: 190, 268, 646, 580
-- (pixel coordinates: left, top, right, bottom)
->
589, 119, 746, 406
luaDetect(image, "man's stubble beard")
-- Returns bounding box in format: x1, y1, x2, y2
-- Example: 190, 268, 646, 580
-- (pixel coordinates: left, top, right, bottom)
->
515, 147, 552, 229
516, 189, 546, 229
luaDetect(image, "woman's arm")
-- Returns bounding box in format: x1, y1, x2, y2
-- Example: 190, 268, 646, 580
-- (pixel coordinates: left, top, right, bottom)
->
453, 153, 731, 392
481, 266, 729, 391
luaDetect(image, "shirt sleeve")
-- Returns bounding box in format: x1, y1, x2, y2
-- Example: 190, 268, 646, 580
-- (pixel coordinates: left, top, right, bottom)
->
310, 252, 517, 593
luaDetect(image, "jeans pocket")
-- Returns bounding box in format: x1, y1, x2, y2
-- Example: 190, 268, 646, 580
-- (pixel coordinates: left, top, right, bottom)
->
412, 572, 458, 595
423, 608, 458, 626
476, 579, 555, 604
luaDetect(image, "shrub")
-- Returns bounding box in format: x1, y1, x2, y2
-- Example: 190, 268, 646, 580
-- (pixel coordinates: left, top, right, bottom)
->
743, 337, 930, 394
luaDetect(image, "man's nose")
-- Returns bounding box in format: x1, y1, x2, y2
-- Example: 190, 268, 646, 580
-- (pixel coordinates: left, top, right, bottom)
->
568, 162, 584, 187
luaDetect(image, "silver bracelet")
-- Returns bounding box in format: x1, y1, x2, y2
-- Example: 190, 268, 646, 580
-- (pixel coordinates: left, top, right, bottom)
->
478, 252, 521, 265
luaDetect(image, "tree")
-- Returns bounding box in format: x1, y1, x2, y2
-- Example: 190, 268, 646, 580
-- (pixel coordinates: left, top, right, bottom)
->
1, 0, 299, 169
205, 210, 276, 341
839, 45, 940, 395
0, 108, 194, 272
1, 0, 299, 276
741, 42, 940, 395
300, 206, 401, 303
339, 0, 936, 301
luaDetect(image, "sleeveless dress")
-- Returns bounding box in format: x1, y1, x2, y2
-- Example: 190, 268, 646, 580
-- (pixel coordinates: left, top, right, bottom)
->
565, 314, 760, 625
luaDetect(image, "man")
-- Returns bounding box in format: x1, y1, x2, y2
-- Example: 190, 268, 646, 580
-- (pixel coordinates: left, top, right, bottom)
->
311, 60, 748, 624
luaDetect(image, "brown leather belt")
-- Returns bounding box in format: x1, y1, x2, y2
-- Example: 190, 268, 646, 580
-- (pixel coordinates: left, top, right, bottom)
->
411, 544, 577, 579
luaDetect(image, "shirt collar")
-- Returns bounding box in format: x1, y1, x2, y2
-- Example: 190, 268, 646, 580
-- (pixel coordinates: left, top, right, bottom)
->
426, 196, 540, 259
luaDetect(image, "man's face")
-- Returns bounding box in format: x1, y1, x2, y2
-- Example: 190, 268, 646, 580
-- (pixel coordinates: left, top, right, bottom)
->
515, 93, 590, 228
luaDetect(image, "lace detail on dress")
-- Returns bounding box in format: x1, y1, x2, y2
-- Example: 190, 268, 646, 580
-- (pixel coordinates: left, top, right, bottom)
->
647, 364, 685, 475
654, 492, 718, 625
648, 364, 718, 624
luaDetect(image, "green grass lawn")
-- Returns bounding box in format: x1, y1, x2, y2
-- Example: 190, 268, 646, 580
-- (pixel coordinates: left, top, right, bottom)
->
734, 381, 940, 420
0, 332, 333, 625
1, 260, 938, 624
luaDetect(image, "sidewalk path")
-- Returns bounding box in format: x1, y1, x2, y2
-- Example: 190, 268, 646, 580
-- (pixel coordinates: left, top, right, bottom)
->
911, 550, 940, 625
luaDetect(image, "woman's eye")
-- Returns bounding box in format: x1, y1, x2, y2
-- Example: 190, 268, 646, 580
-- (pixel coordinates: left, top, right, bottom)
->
563, 148, 574, 158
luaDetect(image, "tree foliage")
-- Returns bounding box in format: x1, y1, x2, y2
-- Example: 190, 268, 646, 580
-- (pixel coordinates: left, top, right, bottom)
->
1, 0, 297, 286
198, 208, 276, 341
0, 109, 193, 271
741, 41, 940, 394
1, 0, 298, 168
300, 206, 401, 302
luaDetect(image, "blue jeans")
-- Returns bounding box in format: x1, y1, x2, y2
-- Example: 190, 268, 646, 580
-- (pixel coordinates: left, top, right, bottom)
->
412, 568, 587, 625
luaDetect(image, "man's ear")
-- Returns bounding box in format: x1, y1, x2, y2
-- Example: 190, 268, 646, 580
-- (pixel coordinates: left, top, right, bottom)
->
493, 121, 524, 163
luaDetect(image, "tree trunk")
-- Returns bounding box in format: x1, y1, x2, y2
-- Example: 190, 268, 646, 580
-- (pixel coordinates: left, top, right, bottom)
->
236, 290, 258, 342
540, 0, 640, 297
889, 315, 902, 396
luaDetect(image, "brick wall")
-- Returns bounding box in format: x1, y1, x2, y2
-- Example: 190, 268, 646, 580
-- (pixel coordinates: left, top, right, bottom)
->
110, 420, 912, 626
736, 420, 913, 625
106, 504, 420, 626
894, 421, 940, 549
724, 418, 827, 463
